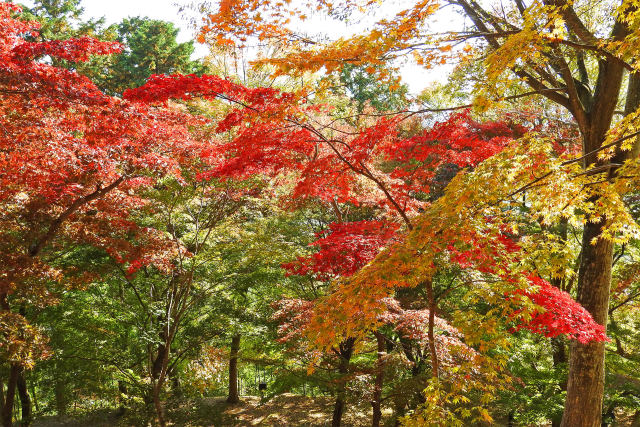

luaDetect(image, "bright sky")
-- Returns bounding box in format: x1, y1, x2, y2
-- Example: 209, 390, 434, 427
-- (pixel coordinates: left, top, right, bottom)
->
19, 0, 208, 54
20, 0, 452, 94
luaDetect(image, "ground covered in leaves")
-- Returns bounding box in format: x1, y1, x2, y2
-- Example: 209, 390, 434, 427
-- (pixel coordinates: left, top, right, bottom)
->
32, 393, 385, 426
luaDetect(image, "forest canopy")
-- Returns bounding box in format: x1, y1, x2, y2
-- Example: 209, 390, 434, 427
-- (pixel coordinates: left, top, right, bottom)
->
1, 0, 640, 426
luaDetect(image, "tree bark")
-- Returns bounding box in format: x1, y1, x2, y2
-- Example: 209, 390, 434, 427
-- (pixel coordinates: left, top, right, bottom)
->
371, 332, 385, 427
2, 364, 19, 427
16, 369, 30, 427
561, 66, 640, 427
151, 342, 168, 382
561, 220, 613, 427
227, 334, 241, 404
332, 338, 354, 427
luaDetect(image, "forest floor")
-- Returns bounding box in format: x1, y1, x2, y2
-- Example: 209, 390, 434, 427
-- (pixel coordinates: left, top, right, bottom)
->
33, 393, 390, 426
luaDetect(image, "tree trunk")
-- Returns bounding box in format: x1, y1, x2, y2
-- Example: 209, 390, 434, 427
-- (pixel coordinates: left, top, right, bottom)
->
116, 381, 127, 417
227, 334, 241, 404
151, 342, 167, 381
152, 384, 166, 427
550, 264, 568, 427
150, 327, 173, 427
332, 338, 354, 427
2, 363, 19, 427
170, 371, 182, 397
560, 61, 638, 427
54, 378, 67, 416
561, 220, 613, 427
16, 369, 30, 427
31, 383, 38, 414
425, 280, 439, 379
371, 332, 385, 427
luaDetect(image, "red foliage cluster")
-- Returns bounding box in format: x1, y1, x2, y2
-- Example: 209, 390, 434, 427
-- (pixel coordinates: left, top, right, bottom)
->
283, 220, 399, 279
123, 73, 297, 114
0, 4, 120, 107
447, 226, 520, 273
126, 75, 525, 214
447, 229, 607, 344
384, 111, 527, 196
0, 2, 212, 296
390, 111, 521, 167
511, 276, 608, 344
272, 298, 315, 343
124, 73, 245, 104
12, 36, 122, 62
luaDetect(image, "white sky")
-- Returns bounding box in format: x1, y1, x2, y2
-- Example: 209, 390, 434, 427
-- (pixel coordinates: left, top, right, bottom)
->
20, 0, 452, 94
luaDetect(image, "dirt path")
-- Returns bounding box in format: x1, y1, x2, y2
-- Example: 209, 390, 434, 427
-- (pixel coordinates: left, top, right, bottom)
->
33, 393, 387, 426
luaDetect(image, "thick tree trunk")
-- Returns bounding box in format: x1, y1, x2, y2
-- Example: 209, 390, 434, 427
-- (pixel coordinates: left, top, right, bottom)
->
561, 220, 613, 427
371, 332, 385, 427
332, 338, 354, 427
2, 363, 20, 427
227, 334, 241, 404
16, 369, 30, 427
559, 61, 636, 427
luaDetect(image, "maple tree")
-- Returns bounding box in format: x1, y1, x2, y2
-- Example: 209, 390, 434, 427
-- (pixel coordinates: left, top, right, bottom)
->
0, 3, 214, 425
124, 64, 622, 423
74, 177, 255, 426
193, 0, 640, 424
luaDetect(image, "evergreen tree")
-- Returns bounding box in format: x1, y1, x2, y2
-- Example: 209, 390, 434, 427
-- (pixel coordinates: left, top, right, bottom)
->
100, 17, 205, 95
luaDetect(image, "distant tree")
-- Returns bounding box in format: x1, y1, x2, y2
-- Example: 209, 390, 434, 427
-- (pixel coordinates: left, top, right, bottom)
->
336, 64, 408, 113
20, 0, 106, 41
21, 1, 204, 95
98, 17, 205, 95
